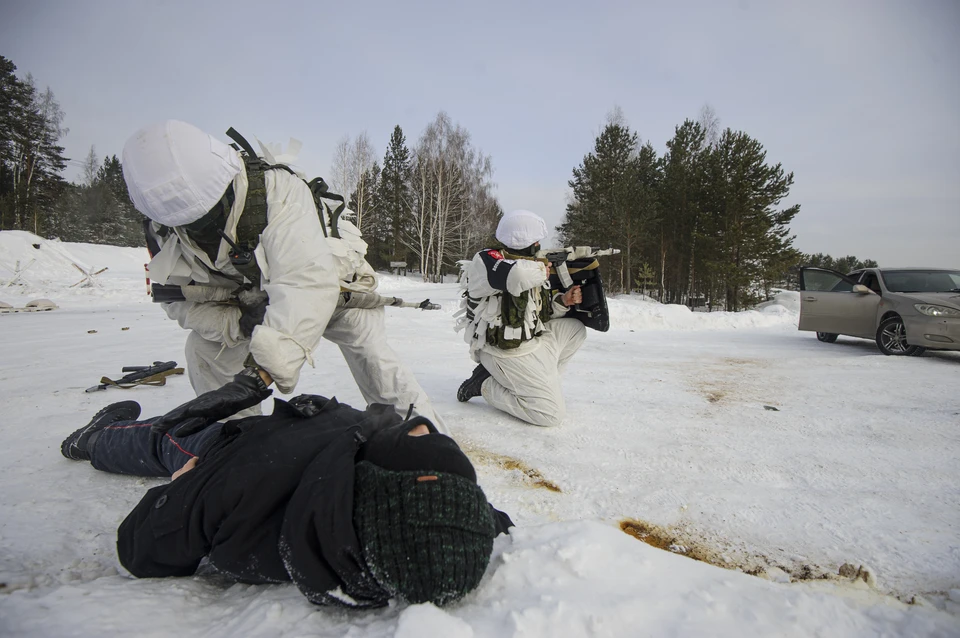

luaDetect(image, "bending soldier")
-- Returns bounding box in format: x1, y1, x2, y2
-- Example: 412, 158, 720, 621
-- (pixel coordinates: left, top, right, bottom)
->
122, 120, 445, 432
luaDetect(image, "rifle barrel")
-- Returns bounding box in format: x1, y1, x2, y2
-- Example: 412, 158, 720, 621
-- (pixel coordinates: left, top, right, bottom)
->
117, 361, 178, 383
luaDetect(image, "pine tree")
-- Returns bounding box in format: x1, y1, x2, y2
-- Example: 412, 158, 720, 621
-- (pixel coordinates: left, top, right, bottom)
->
98, 155, 142, 246
802, 253, 878, 272
659, 120, 707, 303
378, 126, 414, 267
46, 154, 143, 246
699, 129, 799, 310
1, 57, 63, 231
560, 116, 647, 292
1, 66, 68, 235
634, 262, 656, 298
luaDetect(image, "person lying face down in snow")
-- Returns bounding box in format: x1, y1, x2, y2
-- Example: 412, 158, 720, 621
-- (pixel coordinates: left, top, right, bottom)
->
60, 389, 513, 608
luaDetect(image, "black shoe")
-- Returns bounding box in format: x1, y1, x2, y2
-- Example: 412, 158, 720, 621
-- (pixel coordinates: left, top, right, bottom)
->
457, 364, 491, 402
61, 401, 141, 461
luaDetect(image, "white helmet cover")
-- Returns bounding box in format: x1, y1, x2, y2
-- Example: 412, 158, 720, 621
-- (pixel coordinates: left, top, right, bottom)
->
122, 120, 243, 226
495, 209, 548, 250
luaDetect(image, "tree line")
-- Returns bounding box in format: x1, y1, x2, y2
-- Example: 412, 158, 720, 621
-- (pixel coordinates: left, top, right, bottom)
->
3, 52, 502, 261
1, 55, 141, 245
559, 107, 878, 310
803, 253, 878, 273
330, 112, 500, 281
561, 107, 797, 311
3, 53, 874, 303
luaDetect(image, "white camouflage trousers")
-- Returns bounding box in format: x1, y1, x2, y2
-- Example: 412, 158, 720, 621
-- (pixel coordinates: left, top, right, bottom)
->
478, 318, 587, 427
184, 306, 446, 432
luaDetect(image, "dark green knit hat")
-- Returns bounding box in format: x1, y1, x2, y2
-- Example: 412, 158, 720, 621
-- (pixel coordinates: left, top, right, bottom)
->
353, 461, 496, 606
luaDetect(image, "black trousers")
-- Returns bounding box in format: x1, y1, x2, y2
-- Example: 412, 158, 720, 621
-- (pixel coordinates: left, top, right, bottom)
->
88, 418, 223, 477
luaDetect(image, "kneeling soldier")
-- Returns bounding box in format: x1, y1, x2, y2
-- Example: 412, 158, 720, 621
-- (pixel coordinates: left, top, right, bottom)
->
456, 209, 587, 426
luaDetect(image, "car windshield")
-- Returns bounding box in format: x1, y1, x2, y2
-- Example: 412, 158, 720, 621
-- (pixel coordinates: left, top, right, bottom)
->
879, 270, 960, 293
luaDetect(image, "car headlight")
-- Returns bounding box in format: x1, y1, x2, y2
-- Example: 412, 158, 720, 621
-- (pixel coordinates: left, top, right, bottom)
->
914, 304, 960, 317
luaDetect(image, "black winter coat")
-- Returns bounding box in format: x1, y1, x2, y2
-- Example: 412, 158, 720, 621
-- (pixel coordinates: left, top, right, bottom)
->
117, 396, 510, 608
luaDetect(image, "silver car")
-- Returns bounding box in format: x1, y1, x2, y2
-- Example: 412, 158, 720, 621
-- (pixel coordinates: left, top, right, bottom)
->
798, 267, 960, 356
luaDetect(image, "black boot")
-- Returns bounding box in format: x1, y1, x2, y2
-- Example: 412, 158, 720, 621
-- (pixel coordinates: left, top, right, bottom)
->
61, 401, 141, 461
457, 364, 491, 402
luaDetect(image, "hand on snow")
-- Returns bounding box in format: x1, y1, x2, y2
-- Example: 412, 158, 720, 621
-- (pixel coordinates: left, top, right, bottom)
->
151, 369, 272, 437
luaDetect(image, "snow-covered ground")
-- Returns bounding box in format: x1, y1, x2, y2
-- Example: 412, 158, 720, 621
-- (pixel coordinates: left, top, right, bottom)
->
1, 231, 958, 637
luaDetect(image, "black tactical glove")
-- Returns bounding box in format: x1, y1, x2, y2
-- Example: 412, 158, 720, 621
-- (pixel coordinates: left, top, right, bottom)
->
151, 367, 272, 437
238, 298, 268, 338
237, 287, 269, 339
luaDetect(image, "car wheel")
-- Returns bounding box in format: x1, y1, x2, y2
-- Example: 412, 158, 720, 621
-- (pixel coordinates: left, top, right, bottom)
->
816, 332, 839, 343
876, 316, 926, 356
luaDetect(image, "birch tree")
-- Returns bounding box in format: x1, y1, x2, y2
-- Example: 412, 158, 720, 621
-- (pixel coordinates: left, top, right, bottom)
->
82, 145, 98, 186
409, 112, 498, 282
330, 132, 376, 231
330, 135, 351, 196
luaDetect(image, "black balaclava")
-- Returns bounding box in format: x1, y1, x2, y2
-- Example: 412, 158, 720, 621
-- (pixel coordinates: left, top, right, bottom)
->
358, 416, 477, 483
182, 183, 235, 262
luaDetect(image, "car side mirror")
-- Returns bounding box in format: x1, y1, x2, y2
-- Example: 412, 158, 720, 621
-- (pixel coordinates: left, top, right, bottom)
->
853, 284, 873, 294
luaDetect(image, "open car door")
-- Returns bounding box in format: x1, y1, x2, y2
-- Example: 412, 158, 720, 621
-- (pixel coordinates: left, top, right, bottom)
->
799, 268, 881, 338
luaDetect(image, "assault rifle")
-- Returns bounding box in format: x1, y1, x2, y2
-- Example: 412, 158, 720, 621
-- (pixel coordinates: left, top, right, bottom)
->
85, 360, 184, 393
337, 291, 440, 310
150, 284, 440, 310
537, 245, 620, 263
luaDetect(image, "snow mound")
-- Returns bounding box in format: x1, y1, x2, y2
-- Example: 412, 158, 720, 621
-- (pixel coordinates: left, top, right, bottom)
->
0, 230, 95, 287
608, 292, 799, 332
0, 230, 149, 301
756, 289, 801, 314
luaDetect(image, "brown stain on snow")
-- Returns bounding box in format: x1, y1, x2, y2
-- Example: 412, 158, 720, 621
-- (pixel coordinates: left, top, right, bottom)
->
619, 519, 709, 563
705, 390, 725, 404
463, 445, 562, 492
619, 518, 837, 586
688, 357, 774, 406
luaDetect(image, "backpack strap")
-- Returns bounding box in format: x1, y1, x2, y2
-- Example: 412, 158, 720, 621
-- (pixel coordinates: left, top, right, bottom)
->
307, 177, 346, 239
144, 219, 168, 258
224, 128, 296, 287
225, 127, 259, 159
222, 127, 350, 285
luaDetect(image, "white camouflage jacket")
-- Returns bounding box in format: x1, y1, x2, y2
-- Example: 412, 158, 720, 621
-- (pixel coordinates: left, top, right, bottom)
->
146, 163, 361, 393
455, 248, 568, 361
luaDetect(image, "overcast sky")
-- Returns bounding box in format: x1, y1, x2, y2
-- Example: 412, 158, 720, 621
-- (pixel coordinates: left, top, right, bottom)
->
2, 0, 958, 267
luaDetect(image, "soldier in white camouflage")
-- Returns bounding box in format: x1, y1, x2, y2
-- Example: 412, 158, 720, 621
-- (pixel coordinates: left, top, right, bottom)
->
456, 210, 586, 426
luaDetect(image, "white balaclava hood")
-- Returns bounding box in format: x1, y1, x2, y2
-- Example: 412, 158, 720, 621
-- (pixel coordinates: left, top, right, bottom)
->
122, 120, 243, 226
495, 209, 548, 250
